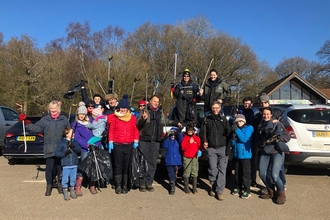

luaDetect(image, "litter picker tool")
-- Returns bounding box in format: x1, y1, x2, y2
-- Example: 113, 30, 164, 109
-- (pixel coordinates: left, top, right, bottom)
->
200, 58, 214, 89
16, 102, 27, 153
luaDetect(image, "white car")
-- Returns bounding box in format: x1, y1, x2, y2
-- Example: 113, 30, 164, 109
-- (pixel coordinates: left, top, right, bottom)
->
280, 104, 330, 168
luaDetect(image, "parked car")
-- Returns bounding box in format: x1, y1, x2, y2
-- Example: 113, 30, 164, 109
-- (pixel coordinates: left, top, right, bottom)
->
2, 114, 76, 164
0, 106, 19, 147
279, 104, 330, 169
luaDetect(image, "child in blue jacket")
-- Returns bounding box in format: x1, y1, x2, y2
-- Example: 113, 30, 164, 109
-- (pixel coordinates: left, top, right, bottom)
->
55, 128, 81, 201
163, 127, 183, 195
230, 114, 254, 199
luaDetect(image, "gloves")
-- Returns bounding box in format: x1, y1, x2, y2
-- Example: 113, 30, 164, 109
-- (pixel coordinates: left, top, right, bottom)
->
197, 150, 202, 158
68, 143, 75, 149
108, 142, 114, 153
64, 149, 72, 156
19, 113, 26, 121
232, 132, 237, 141
80, 79, 87, 87
232, 123, 238, 131
133, 142, 139, 149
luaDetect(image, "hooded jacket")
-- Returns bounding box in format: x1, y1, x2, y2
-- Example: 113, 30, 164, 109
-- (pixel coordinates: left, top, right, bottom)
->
162, 133, 183, 166
71, 121, 93, 152
54, 138, 81, 167
230, 124, 254, 159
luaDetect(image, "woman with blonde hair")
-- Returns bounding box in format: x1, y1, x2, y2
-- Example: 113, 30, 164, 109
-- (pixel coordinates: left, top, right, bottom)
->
19, 100, 70, 196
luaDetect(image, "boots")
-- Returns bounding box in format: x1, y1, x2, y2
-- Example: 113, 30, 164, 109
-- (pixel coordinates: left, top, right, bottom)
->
114, 175, 122, 194
75, 176, 83, 196
45, 184, 52, 196
276, 190, 286, 205
89, 181, 98, 194
260, 188, 274, 199
57, 181, 63, 194
63, 188, 70, 201
192, 177, 198, 194
183, 177, 190, 194
169, 181, 175, 195
70, 187, 77, 199
122, 175, 128, 194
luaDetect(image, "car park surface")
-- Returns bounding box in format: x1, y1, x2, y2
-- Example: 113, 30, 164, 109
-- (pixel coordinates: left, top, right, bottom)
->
0, 156, 329, 220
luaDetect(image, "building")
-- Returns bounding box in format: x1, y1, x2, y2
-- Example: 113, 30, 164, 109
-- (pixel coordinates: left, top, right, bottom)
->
257, 72, 330, 104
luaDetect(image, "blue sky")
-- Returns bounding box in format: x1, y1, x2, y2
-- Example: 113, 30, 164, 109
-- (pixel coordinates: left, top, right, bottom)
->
1, 0, 329, 68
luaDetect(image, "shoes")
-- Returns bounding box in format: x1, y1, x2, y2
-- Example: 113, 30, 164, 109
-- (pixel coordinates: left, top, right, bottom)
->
231, 188, 239, 195
139, 186, 146, 192
251, 181, 257, 187
216, 192, 224, 201
241, 192, 251, 199
146, 186, 154, 192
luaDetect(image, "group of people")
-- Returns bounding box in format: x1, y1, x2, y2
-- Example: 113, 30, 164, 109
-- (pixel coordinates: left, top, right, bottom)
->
17, 68, 288, 205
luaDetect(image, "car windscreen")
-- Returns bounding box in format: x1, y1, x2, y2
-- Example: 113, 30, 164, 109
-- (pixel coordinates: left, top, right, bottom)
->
287, 108, 330, 124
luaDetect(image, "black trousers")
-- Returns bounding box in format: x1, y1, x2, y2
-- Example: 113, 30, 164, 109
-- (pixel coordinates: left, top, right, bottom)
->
113, 143, 133, 176
234, 158, 251, 194
45, 156, 62, 185
251, 144, 259, 182
138, 141, 160, 186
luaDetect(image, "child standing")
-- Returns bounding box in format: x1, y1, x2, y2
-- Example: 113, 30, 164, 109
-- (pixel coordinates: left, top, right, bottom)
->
181, 124, 201, 194
55, 128, 81, 201
85, 106, 107, 147
230, 114, 254, 199
162, 127, 183, 195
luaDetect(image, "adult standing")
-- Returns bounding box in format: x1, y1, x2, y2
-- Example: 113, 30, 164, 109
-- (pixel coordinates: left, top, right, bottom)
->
173, 68, 200, 127
19, 100, 70, 196
107, 94, 139, 194
133, 99, 147, 118
199, 69, 230, 117
200, 101, 232, 200
256, 107, 286, 205
136, 95, 169, 192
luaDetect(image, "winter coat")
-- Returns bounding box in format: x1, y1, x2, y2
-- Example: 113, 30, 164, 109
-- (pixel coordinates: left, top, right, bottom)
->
108, 113, 139, 143
26, 115, 70, 158
136, 105, 168, 142
230, 125, 254, 159
200, 113, 231, 149
163, 135, 183, 166
201, 77, 230, 112
173, 81, 199, 124
85, 115, 107, 137
238, 108, 256, 126
54, 138, 81, 167
181, 133, 201, 158
256, 120, 282, 155
103, 104, 116, 115
71, 121, 93, 153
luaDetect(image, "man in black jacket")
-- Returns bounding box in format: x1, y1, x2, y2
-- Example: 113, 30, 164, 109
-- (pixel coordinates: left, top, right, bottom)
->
200, 101, 232, 201
136, 95, 169, 192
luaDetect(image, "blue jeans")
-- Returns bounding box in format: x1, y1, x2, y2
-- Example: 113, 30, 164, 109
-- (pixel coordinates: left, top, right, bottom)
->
259, 153, 284, 191
61, 166, 77, 188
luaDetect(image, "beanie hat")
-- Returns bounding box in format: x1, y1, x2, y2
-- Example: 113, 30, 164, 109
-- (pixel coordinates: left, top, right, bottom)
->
182, 68, 191, 77
77, 101, 87, 115
104, 92, 118, 101
138, 99, 146, 106
92, 106, 103, 116
259, 93, 269, 102
235, 114, 246, 124
117, 94, 130, 109
168, 127, 179, 136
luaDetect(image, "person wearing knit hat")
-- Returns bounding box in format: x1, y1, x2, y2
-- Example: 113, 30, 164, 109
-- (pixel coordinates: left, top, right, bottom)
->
259, 93, 270, 103
173, 67, 199, 127
104, 92, 118, 115
133, 99, 147, 118
77, 101, 87, 115
85, 106, 107, 147
230, 112, 254, 199
107, 93, 139, 194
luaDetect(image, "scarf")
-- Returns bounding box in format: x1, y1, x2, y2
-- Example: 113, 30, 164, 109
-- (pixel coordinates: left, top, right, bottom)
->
50, 112, 59, 119
114, 110, 132, 122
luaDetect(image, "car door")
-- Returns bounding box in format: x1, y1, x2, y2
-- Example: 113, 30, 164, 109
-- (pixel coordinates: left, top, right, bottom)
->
0, 106, 19, 146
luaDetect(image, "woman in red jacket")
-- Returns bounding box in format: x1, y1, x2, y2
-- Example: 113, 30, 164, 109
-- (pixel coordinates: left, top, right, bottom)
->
107, 94, 139, 194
